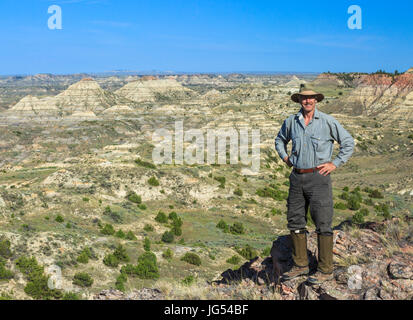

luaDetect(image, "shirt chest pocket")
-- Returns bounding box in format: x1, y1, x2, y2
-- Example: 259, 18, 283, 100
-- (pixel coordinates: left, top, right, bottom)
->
310, 136, 331, 153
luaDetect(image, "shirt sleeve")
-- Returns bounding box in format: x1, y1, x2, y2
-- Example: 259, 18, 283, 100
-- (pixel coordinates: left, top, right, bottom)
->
275, 119, 290, 161
329, 117, 355, 168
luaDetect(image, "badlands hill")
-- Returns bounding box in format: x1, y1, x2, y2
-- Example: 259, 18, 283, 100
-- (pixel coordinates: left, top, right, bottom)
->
314, 69, 413, 123
115, 78, 196, 103
5, 78, 119, 118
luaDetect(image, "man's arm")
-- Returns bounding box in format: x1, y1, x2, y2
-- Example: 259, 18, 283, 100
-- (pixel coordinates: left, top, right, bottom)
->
329, 117, 355, 168
275, 119, 292, 166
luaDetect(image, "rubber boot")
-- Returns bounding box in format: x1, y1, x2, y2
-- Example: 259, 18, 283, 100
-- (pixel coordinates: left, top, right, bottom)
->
307, 234, 334, 285
282, 230, 309, 281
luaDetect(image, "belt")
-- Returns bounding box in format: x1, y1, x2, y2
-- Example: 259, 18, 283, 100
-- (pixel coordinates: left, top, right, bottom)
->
293, 167, 321, 174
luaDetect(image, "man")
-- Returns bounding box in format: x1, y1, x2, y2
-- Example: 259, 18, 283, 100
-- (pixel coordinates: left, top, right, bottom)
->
274, 87, 354, 284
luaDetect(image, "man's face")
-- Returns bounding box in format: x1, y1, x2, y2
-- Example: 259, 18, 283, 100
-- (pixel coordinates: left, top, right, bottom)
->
299, 96, 317, 112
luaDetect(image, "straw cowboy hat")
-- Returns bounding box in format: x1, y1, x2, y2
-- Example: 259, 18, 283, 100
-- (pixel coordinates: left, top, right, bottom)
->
291, 87, 324, 103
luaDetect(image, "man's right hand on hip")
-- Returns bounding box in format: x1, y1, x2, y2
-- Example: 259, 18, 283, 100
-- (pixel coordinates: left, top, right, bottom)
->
283, 156, 293, 168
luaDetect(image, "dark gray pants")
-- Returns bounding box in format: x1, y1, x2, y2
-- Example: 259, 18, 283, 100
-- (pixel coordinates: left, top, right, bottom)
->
287, 170, 334, 235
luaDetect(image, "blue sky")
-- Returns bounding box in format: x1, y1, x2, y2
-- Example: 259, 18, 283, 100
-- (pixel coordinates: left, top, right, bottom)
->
0, 0, 412, 75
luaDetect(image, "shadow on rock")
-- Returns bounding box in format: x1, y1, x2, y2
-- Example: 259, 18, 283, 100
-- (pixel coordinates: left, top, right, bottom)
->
213, 256, 275, 286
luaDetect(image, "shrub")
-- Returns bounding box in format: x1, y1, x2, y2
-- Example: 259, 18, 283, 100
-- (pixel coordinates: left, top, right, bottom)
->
113, 244, 130, 262
55, 215, 64, 223
261, 247, 271, 257
256, 187, 288, 201
127, 192, 142, 204
181, 252, 201, 266
171, 216, 183, 228
0, 238, 12, 259
103, 254, 119, 267
214, 176, 226, 188
271, 208, 282, 216
343, 186, 349, 192
138, 204, 147, 210
15, 256, 44, 281
237, 245, 257, 260
375, 203, 391, 219
125, 231, 137, 240
134, 252, 159, 279
359, 208, 369, 217
155, 211, 168, 224
100, 224, 115, 236
144, 237, 151, 252
73, 272, 93, 287
182, 275, 195, 286
334, 202, 347, 210
76, 251, 89, 264
168, 211, 178, 220
147, 176, 160, 187
349, 190, 363, 203
62, 292, 81, 300
24, 274, 62, 300
115, 229, 126, 239
363, 198, 374, 206
115, 273, 127, 292
171, 226, 182, 236
143, 224, 154, 232
16, 257, 62, 299
135, 158, 156, 169
346, 196, 361, 211
0, 261, 13, 280
352, 211, 365, 224
162, 231, 174, 243
162, 248, 173, 260
104, 206, 122, 223
230, 222, 245, 235
120, 264, 137, 276
226, 255, 241, 265
369, 189, 384, 199
339, 192, 349, 201
233, 188, 243, 196
216, 219, 230, 233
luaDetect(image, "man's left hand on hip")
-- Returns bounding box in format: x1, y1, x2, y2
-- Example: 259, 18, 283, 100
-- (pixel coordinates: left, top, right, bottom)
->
317, 162, 336, 176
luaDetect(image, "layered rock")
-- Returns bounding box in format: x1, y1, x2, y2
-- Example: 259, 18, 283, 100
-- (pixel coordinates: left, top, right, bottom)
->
53, 78, 117, 114
325, 70, 413, 117
102, 105, 134, 114
4, 78, 121, 120
6, 96, 60, 117
115, 78, 195, 102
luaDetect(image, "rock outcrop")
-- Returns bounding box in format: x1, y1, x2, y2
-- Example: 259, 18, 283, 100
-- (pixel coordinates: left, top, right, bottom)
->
94, 288, 164, 300
213, 218, 412, 300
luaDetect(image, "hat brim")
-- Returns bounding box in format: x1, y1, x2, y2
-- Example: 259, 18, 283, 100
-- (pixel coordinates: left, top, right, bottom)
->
291, 93, 324, 103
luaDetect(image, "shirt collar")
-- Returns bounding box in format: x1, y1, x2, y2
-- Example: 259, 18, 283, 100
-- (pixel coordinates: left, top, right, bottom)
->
296, 107, 320, 120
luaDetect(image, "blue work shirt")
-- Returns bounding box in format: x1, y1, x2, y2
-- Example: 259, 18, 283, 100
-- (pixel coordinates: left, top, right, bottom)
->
275, 107, 355, 169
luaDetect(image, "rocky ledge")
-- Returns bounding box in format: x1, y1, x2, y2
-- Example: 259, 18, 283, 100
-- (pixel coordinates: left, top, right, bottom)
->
213, 216, 412, 300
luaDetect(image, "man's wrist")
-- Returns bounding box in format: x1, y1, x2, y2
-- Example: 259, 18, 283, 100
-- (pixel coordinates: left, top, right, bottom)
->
332, 159, 341, 168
